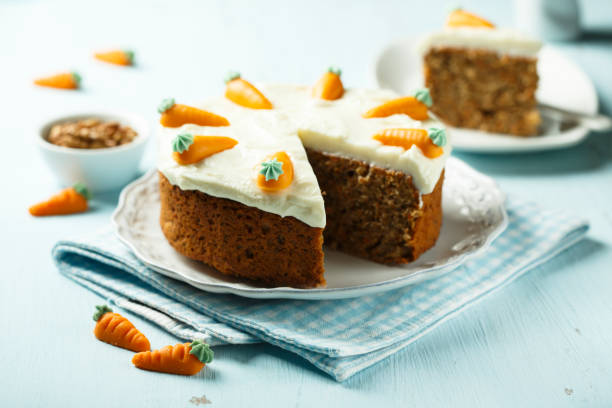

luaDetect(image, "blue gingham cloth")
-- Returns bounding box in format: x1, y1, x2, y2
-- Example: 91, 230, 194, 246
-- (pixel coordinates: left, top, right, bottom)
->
52, 198, 588, 381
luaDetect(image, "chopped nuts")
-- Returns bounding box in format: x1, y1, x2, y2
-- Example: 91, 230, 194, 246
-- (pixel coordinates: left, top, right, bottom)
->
47, 118, 137, 149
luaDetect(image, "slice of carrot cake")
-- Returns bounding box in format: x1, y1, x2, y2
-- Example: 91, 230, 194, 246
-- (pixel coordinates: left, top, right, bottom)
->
157, 69, 451, 288
420, 9, 542, 136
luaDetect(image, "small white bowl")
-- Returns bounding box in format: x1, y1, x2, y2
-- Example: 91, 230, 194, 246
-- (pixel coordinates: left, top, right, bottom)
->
37, 111, 150, 193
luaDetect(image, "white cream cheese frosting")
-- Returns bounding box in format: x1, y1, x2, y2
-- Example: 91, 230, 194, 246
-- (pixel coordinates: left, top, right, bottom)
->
158, 84, 451, 228
419, 27, 542, 58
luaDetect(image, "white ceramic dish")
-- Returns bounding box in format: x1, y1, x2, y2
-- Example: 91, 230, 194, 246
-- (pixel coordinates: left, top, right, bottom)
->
374, 38, 598, 153
112, 157, 508, 300
37, 111, 150, 192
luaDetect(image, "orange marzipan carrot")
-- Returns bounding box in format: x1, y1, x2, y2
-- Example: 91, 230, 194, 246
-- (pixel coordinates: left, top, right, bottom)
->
363, 96, 429, 120
172, 134, 238, 165
29, 183, 89, 216
94, 49, 134, 66
132, 341, 213, 376
224, 72, 273, 109
34, 72, 81, 90
373, 128, 444, 159
92, 305, 150, 352
312, 67, 344, 100
446, 9, 495, 28
158, 98, 229, 127
257, 151, 294, 192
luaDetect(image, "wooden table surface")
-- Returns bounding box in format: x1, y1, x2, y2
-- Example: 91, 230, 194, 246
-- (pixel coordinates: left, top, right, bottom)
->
2, 0, 611, 406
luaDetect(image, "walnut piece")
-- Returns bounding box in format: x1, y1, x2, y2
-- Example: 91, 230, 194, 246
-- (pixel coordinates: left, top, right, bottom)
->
47, 118, 138, 149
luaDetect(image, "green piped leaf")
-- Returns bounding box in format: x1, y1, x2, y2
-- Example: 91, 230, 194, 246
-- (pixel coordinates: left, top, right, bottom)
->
189, 340, 214, 364
93, 304, 113, 322
259, 158, 284, 181
428, 127, 447, 147
446, 4, 463, 13
73, 182, 91, 200
414, 88, 433, 107
224, 70, 241, 84
124, 50, 135, 64
328, 66, 342, 76
172, 133, 194, 154
157, 97, 175, 114
71, 72, 82, 86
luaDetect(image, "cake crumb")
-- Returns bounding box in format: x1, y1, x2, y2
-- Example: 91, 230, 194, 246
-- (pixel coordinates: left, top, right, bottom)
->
565, 388, 574, 396
189, 395, 212, 405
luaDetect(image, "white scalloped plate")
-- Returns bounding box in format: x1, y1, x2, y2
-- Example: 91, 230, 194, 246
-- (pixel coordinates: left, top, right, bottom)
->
374, 38, 598, 153
111, 158, 507, 300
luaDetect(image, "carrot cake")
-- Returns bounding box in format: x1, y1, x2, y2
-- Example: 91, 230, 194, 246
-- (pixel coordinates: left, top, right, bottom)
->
157, 69, 451, 288
420, 9, 542, 136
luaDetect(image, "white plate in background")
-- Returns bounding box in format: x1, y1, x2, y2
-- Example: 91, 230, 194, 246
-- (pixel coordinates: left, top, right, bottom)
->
112, 158, 508, 300
374, 37, 598, 153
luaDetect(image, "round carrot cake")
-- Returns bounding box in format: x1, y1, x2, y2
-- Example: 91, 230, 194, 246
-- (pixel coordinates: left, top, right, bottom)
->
157, 69, 451, 288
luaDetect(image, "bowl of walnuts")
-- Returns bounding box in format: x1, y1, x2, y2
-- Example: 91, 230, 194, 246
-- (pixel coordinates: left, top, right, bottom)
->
37, 111, 150, 192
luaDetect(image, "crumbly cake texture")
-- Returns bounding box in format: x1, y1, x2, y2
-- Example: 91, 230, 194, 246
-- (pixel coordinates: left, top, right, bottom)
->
424, 47, 540, 137
307, 149, 443, 264
159, 173, 325, 288
159, 147, 444, 285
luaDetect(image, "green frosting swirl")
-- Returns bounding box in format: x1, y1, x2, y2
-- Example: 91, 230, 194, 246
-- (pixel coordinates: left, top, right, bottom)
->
71, 72, 82, 87
172, 133, 194, 154
414, 88, 432, 107
72, 182, 91, 200
428, 127, 447, 147
190, 340, 214, 364
124, 50, 135, 64
328, 66, 342, 76
93, 304, 113, 322
224, 70, 241, 84
259, 158, 284, 181
158, 97, 175, 114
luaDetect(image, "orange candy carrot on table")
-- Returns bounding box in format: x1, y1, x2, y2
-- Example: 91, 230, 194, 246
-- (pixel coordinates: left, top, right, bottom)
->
158, 98, 230, 128
132, 340, 214, 376
373, 127, 447, 159
92, 304, 151, 352
446, 8, 495, 28
312, 66, 344, 100
94, 49, 134, 66
224, 71, 273, 109
29, 183, 90, 216
172, 132, 238, 165
257, 151, 294, 192
363, 88, 432, 120
34, 72, 81, 90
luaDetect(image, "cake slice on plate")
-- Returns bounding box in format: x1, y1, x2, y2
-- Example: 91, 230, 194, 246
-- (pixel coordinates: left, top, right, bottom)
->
420, 9, 542, 136
157, 70, 451, 288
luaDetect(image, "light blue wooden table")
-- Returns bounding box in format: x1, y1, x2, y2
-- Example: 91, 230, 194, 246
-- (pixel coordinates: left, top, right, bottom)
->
2, 0, 611, 406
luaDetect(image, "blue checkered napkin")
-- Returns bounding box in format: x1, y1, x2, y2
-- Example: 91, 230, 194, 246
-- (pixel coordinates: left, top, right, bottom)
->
53, 198, 588, 381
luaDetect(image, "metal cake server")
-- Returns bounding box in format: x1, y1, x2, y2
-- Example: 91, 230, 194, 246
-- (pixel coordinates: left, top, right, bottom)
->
538, 103, 612, 132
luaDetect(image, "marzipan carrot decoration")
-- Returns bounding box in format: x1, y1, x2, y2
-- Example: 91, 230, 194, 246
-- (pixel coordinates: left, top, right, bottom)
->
257, 151, 294, 192
446, 8, 495, 28
172, 133, 238, 165
363, 88, 432, 120
224, 71, 273, 109
34, 72, 81, 90
158, 98, 230, 128
312, 66, 344, 100
373, 127, 447, 159
29, 183, 90, 216
92, 304, 151, 352
95, 49, 135, 66
132, 340, 214, 376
